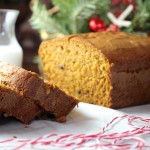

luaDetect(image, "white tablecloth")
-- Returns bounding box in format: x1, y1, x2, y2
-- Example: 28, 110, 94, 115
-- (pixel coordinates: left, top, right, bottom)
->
0, 103, 150, 150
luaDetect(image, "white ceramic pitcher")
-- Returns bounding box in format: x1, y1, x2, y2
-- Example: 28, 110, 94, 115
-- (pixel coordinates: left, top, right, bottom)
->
0, 9, 23, 67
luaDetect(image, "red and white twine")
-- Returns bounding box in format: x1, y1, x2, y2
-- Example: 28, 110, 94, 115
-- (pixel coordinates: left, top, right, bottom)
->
1, 114, 150, 150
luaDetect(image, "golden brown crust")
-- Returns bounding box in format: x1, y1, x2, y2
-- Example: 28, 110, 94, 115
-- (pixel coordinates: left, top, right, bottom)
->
0, 84, 41, 124
39, 31, 150, 108
110, 69, 150, 108
0, 62, 78, 123
40, 32, 150, 72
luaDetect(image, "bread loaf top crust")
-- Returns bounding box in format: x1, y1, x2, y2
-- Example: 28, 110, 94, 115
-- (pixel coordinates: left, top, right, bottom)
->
40, 32, 150, 72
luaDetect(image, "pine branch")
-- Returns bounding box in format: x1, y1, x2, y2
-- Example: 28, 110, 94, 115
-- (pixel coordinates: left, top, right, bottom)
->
96, 0, 110, 24
52, 0, 109, 34
30, 0, 69, 36
52, 0, 72, 14
125, 0, 150, 32
30, 0, 110, 36
70, 0, 97, 33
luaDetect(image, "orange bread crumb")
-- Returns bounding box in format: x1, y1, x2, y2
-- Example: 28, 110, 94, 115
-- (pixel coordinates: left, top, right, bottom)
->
39, 32, 150, 108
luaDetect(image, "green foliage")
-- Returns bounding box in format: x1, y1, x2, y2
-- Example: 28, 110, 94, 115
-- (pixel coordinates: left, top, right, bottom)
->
30, 0, 110, 37
95, 0, 110, 24
30, 0, 150, 37
30, 0, 69, 37
124, 0, 150, 33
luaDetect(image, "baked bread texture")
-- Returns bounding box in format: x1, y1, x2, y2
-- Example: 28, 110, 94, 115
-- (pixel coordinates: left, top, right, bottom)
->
39, 31, 150, 108
0, 62, 78, 123
0, 83, 41, 124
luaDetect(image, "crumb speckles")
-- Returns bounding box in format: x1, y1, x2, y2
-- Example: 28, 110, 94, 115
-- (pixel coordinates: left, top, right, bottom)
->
78, 89, 81, 95
0, 80, 8, 85
24, 125, 29, 128
40, 34, 112, 107
4, 113, 10, 117
56, 116, 66, 123
46, 88, 50, 95
56, 46, 63, 51
58, 65, 64, 69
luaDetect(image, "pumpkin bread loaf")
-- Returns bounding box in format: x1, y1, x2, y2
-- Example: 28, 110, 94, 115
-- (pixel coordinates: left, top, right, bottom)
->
39, 32, 150, 108
0, 83, 41, 124
0, 62, 78, 123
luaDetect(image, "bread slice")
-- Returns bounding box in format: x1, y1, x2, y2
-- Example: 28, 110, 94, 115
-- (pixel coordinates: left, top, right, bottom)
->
39, 32, 150, 108
0, 62, 78, 123
0, 83, 41, 124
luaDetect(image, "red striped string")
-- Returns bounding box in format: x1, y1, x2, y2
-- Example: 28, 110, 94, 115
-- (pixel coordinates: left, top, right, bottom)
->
1, 114, 150, 149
